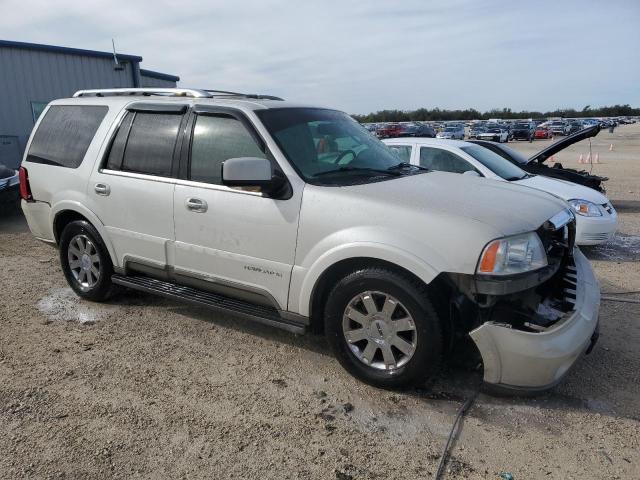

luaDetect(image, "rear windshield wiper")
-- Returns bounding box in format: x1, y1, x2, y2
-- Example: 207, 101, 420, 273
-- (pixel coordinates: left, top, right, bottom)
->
313, 166, 401, 178
387, 162, 429, 172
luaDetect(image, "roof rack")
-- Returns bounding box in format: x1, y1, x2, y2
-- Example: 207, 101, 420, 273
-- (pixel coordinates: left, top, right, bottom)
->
73, 88, 284, 101
73, 88, 212, 98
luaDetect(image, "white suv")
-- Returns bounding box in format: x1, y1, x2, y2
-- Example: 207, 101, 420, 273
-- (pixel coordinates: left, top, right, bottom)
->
20, 88, 600, 392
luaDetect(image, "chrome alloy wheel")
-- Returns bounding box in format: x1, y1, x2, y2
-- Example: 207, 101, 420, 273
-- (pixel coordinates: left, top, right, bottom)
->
342, 291, 417, 371
67, 234, 101, 291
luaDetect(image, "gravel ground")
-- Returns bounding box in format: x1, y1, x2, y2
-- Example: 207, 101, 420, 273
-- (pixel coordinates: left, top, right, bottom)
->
0, 125, 639, 479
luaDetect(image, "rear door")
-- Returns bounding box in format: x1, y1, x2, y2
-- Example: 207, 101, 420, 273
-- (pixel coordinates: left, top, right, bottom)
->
88, 104, 187, 271
172, 106, 302, 310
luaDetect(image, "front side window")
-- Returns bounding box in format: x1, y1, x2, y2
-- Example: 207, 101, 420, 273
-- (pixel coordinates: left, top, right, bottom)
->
387, 145, 412, 162
27, 105, 108, 168
190, 115, 265, 185
419, 147, 478, 174
257, 108, 408, 184
120, 112, 182, 177
460, 145, 527, 180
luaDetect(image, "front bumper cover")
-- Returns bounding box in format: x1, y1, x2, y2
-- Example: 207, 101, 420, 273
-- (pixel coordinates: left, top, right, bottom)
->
469, 248, 599, 392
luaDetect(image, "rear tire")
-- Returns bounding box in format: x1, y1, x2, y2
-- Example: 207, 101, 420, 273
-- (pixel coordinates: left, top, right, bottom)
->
59, 220, 116, 302
324, 268, 443, 389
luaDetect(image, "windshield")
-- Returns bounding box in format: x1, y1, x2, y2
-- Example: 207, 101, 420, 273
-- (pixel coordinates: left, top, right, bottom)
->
444, 127, 458, 132
460, 145, 528, 180
257, 108, 412, 184
514, 123, 530, 128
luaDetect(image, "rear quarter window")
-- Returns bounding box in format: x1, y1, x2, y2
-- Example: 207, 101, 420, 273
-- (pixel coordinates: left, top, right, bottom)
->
26, 105, 108, 168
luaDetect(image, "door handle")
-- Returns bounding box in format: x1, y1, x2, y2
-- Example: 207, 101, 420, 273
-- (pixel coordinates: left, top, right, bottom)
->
94, 183, 110, 196
186, 197, 207, 213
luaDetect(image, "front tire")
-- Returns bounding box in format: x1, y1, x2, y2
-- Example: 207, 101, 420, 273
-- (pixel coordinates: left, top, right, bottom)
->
59, 220, 116, 302
324, 268, 443, 389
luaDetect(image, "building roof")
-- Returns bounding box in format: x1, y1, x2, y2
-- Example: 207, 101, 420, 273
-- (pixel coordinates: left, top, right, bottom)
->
140, 69, 180, 82
0, 39, 143, 62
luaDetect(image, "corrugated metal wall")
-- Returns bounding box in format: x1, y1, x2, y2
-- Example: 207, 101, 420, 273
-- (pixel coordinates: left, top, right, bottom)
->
140, 75, 177, 88
0, 46, 176, 167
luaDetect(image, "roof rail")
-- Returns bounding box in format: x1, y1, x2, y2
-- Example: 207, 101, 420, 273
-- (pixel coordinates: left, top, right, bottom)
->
203, 89, 284, 101
73, 88, 212, 98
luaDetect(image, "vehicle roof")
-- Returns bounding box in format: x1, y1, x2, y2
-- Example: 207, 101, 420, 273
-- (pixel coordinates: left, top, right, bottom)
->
384, 138, 473, 147
49, 94, 324, 112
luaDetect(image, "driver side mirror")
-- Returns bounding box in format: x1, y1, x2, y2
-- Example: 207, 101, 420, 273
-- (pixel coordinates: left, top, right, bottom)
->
221, 157, 291, 199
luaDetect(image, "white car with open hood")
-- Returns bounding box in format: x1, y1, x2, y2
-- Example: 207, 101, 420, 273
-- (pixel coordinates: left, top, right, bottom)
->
384, 138, 618, 245
21, 88, 600, 393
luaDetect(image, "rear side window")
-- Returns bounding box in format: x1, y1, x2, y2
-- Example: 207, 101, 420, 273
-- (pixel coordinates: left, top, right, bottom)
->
121, 113, 182, 177
27, 105, 108, 168
190, 114, 265, 185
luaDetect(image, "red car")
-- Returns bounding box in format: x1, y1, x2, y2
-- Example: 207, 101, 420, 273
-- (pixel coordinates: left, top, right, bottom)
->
534, 127, 553, 139
376, 123, 403, 138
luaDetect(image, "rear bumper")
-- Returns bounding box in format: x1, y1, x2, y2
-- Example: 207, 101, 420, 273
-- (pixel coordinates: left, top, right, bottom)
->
469, 249, 600, 392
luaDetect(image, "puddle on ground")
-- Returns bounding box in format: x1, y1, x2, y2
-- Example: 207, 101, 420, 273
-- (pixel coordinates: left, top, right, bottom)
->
582, 233, 640, 262
37, 287, 118, 324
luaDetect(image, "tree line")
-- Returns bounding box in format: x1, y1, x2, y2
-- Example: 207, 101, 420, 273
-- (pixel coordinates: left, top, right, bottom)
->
352, 104, 640, 123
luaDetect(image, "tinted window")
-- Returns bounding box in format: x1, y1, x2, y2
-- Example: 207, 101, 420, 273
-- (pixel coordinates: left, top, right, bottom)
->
106, 112, 134, 170
27, 105, 108, 168
419, 147, 478, 174
190, 115, 265, 185
121, 113, 182, 177
387, 145, 412, 162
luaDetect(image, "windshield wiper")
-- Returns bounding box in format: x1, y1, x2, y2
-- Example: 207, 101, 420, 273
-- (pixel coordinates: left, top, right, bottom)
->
313, 166, 401, 178
387, 162, 429, 172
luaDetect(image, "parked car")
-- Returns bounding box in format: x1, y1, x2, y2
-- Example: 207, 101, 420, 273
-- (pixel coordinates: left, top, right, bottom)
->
0, 163, 20, 214
469, 125, 608, 192
384, 137, 617, 245
548, 121, 571, 135
568, 121, 585, 134
436, 125, 464, 140
20, 88, 599, 392
468, 125, 487, 139
510, 122, 535, 142
534, 126, 553, 139
475, 126, 509, 143
397, 123, 436, 138
376, 123, 403, 138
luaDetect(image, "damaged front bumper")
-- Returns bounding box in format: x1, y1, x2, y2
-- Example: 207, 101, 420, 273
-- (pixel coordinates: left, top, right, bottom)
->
469, 248, 600, 392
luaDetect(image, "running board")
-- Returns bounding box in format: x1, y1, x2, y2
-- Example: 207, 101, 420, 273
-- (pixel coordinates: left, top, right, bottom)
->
111, 274, 306, 334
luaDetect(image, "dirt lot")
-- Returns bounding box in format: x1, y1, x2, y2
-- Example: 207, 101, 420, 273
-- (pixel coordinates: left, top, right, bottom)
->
1, 125, 638, 480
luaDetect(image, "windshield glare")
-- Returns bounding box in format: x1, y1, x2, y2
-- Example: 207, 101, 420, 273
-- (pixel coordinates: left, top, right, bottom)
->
460, 145, 527, 180
256, 108, 404, 183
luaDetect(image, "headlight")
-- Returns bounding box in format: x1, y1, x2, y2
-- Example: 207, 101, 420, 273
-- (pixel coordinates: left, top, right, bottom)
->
477, 232, 547, 276
568, 199, 602, 217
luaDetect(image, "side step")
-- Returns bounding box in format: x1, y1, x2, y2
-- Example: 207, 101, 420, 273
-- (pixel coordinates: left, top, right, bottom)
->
111, 274, 306, 334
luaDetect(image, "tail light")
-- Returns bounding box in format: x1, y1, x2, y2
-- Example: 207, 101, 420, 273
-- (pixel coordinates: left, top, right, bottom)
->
18, 167, 33, 202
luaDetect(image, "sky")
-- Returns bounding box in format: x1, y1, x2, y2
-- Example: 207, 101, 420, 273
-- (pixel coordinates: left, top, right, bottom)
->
1, 0, 639, 114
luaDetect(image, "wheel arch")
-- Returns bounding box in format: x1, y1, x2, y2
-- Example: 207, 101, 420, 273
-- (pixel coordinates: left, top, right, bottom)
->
306, 256, 445, 334
51, 202, 118, 267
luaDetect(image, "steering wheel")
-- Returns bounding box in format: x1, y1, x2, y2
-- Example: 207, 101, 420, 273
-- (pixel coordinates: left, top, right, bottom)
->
333, 149, 357, 164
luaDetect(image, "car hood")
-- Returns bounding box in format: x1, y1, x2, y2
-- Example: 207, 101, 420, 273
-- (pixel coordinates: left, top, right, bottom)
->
512, 174, 609, 204
298, 172, 568, 277
528, 125, 600, 164
333, 172, 566, 235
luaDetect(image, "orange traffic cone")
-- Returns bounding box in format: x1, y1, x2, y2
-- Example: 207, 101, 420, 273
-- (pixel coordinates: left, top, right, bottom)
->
578, 154, 584, 164
585, 153, 591, 164
548, 155, 554, 163
609, 144, 614, 151
594, 153, 599, 164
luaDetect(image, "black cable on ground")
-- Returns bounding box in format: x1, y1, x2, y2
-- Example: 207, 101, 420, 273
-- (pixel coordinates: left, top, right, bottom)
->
433, 390, 479, 480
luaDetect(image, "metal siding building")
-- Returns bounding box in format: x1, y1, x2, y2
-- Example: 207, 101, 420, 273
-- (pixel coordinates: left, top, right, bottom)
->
0, 40, 180, 168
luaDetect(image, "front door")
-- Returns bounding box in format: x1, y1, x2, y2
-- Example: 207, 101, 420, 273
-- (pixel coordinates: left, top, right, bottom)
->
172, 108, 302, 310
